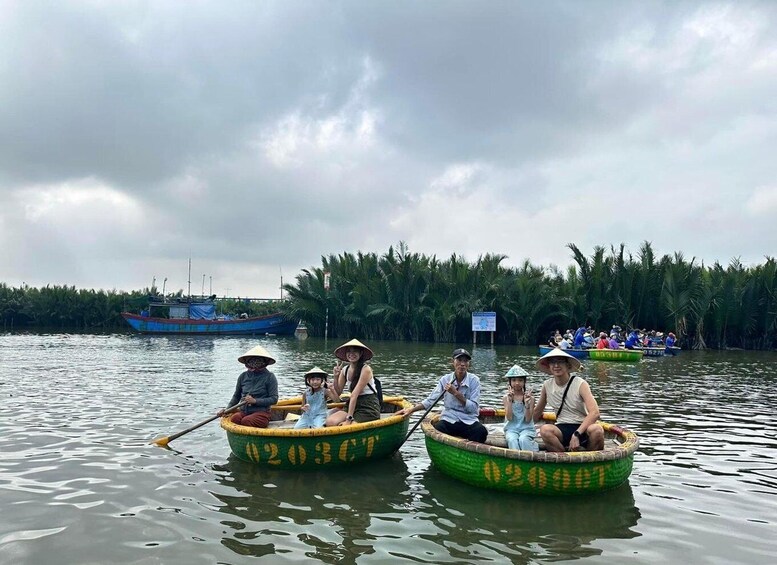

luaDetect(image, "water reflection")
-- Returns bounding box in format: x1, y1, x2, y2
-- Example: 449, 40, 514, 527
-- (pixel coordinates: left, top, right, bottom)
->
212, 455, 413, 563
418, 467, 641, 562
470, 346, 498, 376
2, 335, 776, 564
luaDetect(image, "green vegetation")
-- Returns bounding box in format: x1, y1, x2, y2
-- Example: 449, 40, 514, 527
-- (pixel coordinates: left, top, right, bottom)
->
0, 285, 280, 331
3, 242, 775, 350
281, 242, 777, 350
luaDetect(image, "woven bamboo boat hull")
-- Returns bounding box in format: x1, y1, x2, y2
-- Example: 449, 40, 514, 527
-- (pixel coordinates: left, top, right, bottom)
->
221, 396, 411, 469
538, 345, 589, 359
588, 349, 644, 362
422, 413, 638, 496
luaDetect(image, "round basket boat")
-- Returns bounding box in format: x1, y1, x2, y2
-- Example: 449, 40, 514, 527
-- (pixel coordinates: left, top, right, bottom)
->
588, 349, 644, 362
538, 345, 589, 359
422, 411, 639, 496
221, 396, 411, 469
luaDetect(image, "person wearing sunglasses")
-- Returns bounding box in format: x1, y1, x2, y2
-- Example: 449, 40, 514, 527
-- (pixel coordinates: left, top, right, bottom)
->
533, 349, 604, 452
218, 345, 279, 428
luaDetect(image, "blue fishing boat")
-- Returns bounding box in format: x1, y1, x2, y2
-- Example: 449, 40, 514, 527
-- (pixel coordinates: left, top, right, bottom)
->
665, 346, 682, 356
538, 345, 590, 359
122, 299, 297, 335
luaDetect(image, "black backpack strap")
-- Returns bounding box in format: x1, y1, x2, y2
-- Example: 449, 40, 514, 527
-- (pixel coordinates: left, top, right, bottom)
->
344, 365, 373, 391
555, 375, 576, 420
345, 365, 381, 401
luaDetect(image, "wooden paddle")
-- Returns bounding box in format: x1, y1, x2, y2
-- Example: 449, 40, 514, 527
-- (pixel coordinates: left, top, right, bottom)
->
151, 400, 247, 447
399, 377, 455, 446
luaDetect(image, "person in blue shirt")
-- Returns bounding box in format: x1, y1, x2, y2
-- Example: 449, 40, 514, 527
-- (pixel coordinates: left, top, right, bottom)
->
294, 367, 340, 429
397, 348, 488, 443
665, 332, 677, 348
625, 330, 642, 350
502, 365, 539, 451
572, 326, 587, 348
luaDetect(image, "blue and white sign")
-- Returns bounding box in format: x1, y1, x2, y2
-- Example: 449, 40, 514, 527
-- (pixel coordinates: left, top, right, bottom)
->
471, 311, 496, 332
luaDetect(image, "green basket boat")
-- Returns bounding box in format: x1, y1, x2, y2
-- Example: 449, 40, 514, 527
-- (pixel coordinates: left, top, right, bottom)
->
587, 349, 644, 362
221, 396, 411, 469
422, 411, 638, 496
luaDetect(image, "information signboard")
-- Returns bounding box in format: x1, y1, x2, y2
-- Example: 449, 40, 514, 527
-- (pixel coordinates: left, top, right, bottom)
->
471, 311, 496, 332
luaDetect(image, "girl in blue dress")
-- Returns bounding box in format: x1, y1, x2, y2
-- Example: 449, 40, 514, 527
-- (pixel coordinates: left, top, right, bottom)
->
502, 365, 539, 451
295, 367, 340, 429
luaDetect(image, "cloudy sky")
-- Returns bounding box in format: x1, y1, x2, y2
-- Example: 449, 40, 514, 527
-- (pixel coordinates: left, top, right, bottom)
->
1, 1, 775, 299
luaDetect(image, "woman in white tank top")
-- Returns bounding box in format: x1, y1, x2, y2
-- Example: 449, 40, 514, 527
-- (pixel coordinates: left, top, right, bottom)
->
325, 339, 381, 426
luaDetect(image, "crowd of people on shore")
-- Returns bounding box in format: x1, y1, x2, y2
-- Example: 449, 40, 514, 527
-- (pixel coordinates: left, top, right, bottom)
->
218, 338, 606, 454
547, 325, 677, 350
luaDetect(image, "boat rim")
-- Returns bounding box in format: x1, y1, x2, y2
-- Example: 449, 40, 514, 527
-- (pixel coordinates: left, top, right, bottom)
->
421, 413, 639, 464
221, 396, 411, 437
588, 349, 644, 356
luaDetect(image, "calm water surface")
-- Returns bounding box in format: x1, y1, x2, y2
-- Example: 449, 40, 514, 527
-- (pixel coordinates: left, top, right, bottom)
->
0, 334, 775, 564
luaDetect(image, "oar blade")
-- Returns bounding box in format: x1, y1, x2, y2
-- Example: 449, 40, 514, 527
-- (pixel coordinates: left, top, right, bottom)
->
150, 399, 247, 448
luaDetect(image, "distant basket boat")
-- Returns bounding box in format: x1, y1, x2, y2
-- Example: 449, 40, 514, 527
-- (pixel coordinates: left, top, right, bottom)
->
422, 411, 638, 495
121, 297, 297, 335
221, 396, 411, 469
538, 345, 590, 359
642, 347, 666, 357
587, 349, 644, 362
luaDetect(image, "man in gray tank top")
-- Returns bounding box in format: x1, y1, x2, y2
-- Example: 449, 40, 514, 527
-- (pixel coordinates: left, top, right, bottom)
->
532, 349, 604, 452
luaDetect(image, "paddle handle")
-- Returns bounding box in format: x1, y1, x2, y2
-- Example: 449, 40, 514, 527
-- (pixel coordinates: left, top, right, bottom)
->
165, 400, 247, 443
166, 415, 219, 443
400, 378, 454, 445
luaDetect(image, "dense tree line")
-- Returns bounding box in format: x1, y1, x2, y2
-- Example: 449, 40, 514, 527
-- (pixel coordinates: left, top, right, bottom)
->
282, 242, 777, 350
0, 284, 280, 331
3, 242, 775, 349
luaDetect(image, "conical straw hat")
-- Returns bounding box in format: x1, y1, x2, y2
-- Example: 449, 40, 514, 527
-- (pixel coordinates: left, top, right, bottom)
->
333, 338, 373, 361
238, 345, 276, 365
535, 348, 582, 374
304, 366, 328, 380
503, 364, 530, 379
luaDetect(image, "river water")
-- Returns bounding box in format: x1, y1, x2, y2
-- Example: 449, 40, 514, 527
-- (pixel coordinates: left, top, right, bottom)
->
0, 333, 775, 564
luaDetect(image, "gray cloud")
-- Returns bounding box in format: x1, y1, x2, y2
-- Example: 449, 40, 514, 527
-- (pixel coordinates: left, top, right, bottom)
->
1, 1, 776, 296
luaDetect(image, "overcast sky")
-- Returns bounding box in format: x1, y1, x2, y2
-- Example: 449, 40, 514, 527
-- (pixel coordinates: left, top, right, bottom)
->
1, 1, 775, 299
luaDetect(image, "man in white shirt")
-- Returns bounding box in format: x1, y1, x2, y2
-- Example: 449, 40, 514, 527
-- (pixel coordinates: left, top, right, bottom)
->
397, 348, 487, 443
